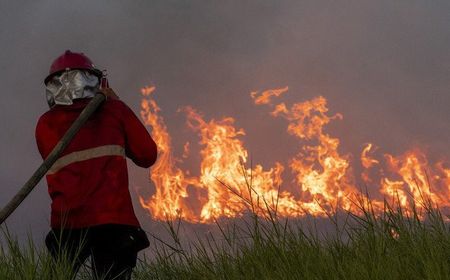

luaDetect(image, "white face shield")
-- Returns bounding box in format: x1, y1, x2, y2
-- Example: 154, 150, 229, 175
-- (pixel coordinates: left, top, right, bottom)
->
45, 70, 100, 107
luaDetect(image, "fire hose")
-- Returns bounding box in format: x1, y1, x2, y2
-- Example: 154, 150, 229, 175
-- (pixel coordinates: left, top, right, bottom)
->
0, 93, 106, 226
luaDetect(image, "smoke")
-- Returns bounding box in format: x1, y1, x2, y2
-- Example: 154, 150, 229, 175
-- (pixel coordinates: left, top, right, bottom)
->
0, 0, 449, 242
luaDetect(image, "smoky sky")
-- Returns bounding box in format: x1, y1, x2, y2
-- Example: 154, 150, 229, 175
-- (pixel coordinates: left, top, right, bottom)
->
0, 0, 449, 242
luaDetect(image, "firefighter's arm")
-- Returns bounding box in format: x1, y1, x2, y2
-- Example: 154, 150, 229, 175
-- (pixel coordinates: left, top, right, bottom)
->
119, 100, 158, 168
35, 114, 56, 159
35, 117, 47, 159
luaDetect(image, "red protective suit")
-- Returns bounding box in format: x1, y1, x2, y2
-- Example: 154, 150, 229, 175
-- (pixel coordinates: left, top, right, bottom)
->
35, 98, 157, 229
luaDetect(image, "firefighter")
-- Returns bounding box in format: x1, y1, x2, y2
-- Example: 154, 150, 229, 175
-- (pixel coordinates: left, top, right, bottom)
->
36, 50, 157, 280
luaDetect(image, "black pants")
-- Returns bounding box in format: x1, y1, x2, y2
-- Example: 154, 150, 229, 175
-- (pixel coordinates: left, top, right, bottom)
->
45, 224, 149, 280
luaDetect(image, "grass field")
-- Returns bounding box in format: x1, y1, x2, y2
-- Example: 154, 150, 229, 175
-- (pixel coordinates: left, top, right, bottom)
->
1, 197, 449, 280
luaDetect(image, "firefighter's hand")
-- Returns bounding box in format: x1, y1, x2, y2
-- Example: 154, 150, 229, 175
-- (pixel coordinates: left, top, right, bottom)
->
99, 87, 120, 100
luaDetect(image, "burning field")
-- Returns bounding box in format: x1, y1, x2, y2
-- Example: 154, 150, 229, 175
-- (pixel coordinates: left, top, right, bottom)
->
123, 86, 450, 279
1, 87, 449, 280
138, 86, 450, 223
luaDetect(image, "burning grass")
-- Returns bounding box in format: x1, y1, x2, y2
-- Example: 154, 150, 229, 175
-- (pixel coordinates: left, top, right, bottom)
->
138, 86, 450, 223
133, 188, 450, 280
1, 194, 449, 280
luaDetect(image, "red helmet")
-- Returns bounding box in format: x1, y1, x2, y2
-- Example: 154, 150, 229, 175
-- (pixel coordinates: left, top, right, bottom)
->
44, 50, 102, 84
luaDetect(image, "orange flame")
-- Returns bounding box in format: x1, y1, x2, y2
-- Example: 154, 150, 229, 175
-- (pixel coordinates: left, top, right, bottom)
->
361, 143, 379, 184
253, 93, 358, 215
139, 86, 198, 222
138, 86, 450, 222
250, 86, 289, 105
361, 143, 379, 169
382, 150, 448, 211
184, 106, 287, 221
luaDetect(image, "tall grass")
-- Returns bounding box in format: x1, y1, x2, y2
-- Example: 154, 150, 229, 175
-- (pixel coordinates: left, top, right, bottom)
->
133, 194, 450, 280
0, 227, 96, 279
1, 194, 449, 279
